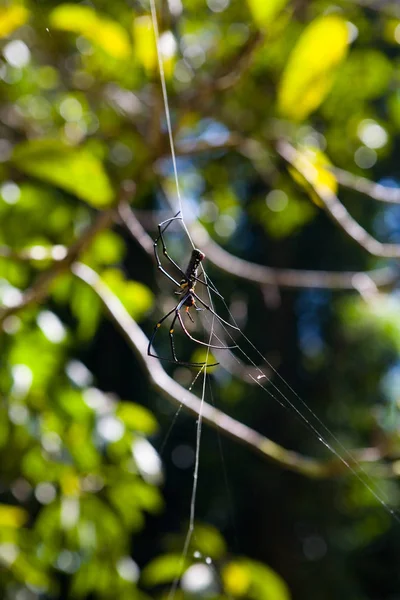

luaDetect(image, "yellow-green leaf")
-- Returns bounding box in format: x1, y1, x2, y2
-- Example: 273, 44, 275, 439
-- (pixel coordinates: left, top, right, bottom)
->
277, 14, 349, 121
222, 559, 290, 600
50, 4, 131, 59
246, 0, 289, 29
101, 269, 153, 320
12, 139, 114, 207
0, 505, 28, 528
288, 146, 337, 204
0, 5, 29, 38
133, 15, 157, 74
116, 403, 158, 435
141, 554, 190, 586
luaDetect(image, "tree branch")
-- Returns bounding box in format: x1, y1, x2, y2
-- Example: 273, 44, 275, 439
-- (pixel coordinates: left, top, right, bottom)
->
277, 140, 400, 258
333, 166, 400, 204
127, 204, 396, 293
72, 262, 396, 480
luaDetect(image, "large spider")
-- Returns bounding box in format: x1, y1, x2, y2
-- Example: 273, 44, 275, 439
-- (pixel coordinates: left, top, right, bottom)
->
148, 213, 238, 368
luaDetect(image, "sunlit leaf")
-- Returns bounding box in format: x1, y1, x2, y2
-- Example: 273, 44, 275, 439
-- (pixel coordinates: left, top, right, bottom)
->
246, 0, 289, 29
131, 480, 163, 513
101, 269, 153, 320
0, 505, 28, 528
288, 146, 337, 206
251, 179, 316, 240
12, 140, 114, 207
192, 523, 227, 559
0, 5, 29, 38
141, 554, 190, 586
222, 559, 290, 600
223, 562, 251, 595
10, 329, 63, 390
57, 389, 93, 421
342, 295, 400, 354
12, 554, 52, 589
133, 16, 157, 74
278, 14, 349, 121
69, 279, 102, 339
83, 231, 125, 267
116, 403, 158, 435
50, 4, 131, 59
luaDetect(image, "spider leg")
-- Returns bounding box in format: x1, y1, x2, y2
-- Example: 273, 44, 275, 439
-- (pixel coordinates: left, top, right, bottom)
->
148, 304, 179, 358
185, 306, 195, 323
147, 343, 218, 368
147, 295, 219, 367
177, 311, 237, 350
191, 291, 239, 330
155, 213, 188, 282
168, 312, 181, 362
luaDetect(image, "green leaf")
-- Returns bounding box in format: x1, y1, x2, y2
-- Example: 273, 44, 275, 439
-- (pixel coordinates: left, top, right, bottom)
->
0, 5, 29, 38
101, 269, 153, 320
287, 146, 337, 208
84, 231, 125, 267
70, 279, 102, 339
191, 523, 227, 560
12, 140, 114, 208
50, 4, 131, 59
342, 295, 400, 354
0, 505, 28, 528
116, 403, 158, 435
277, 14, 349, 121
223, 559, 290, 600
133, 16, 157, 74
246, 0, 289, 29
141, 554, 190, 587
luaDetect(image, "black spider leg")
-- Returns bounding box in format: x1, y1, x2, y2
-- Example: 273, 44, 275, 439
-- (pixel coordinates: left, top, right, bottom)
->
176, 310, 237, 350
154, 213, 189, 286
148, 295, 219, 367
173, 291, 238, 349
155, 213, 226, 302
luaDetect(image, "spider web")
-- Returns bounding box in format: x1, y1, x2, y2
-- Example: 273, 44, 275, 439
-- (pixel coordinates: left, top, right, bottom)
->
148, 0, 400, 596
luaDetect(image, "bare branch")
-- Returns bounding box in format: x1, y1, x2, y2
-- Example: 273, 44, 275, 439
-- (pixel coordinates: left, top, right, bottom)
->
277, 140, 400, 259
333, 166, 400, 204
72, 261, 394, 479
214, 31, 264, 91
129, 205, 396, 293
117, 201, 154, 255
190, 220, 396, 289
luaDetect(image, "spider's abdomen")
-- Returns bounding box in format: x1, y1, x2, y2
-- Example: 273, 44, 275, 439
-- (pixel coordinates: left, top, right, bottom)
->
185, 248, 205, 283
184, 293, 195, 307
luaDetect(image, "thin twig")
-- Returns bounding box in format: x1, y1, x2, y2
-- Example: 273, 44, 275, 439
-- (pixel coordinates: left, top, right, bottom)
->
277, 140, 400, 259
333, 166, 400, 204
72, 262, 394, 479
190, 220, 396, 289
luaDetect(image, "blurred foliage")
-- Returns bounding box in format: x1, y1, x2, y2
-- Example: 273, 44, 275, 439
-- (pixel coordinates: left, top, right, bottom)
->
1, 1, 400, 599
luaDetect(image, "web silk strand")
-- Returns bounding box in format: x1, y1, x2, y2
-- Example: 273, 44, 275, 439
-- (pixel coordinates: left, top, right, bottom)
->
149, 0, 195, 249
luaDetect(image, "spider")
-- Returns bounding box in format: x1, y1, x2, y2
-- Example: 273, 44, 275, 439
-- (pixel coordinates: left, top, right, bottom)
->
148, 213, 238, 368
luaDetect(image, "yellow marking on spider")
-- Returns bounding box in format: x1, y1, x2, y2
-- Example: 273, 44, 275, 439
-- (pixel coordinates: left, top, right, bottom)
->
169, 328, 174, 334
157, 323, 161, 328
